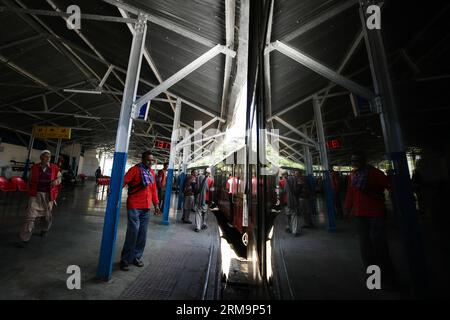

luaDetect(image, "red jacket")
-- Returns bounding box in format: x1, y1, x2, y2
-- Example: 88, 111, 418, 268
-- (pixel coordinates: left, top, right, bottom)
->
206, 176, 214, 202
344, 167, 391, 217
331, 171, 341, 192
157, 169, 167, 190
29, 163, 61, 201
123, 165, 159, 209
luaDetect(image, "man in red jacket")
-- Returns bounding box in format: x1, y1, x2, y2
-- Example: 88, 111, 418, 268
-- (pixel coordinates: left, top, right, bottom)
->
120, 151, 160, 271
18, 150, 61, 247
344, 151, 395, 285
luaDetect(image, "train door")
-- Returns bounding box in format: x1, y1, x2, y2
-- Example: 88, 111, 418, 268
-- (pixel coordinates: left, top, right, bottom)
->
244, 0, 274, 296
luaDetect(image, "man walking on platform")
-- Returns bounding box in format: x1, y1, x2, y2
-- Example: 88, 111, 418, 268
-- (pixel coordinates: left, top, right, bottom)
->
182, 169, 197, 224
283, 171, 301, 236
157, 162, 168, 211
194, 169, 210, 232
119, 151, 160, 271
344, 151, 395, 286
17, 150, 61, 247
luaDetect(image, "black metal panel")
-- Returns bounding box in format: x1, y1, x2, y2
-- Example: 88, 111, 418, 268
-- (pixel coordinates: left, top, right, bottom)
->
126, 0, 226, 44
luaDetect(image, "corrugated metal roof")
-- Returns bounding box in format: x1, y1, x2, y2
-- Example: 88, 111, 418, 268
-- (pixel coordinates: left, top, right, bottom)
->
0, 0, 233, 157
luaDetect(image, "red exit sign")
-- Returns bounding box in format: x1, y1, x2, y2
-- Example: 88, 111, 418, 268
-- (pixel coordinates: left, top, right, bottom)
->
326, 139, 342, 150
154, 139, 171, 150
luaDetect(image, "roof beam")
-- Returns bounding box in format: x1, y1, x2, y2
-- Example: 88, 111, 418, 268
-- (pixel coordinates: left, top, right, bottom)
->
45, 34, 226, 121
219, 0, 236, 126
271, 41, 375, 101
267, 131, 315, 148
0, 53, 107, 129
0, 34, 45, 50
4, 0, 123, 110
319, 29, 364, 110
281, 0, 358, 43
101, 0, 217, 48
280, 140, 304, 160
44, 0, 125, 87
264, 0, 274, 128
0, 5, 137, 24
224, 0, 249, 123
272, 116, 317, 146
118, 7, 177, 113
134, 44, 236, 119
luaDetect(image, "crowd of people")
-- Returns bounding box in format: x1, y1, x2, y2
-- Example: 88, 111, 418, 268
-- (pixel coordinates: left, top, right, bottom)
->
278, 150, 396, 287
15, 147, 397, 286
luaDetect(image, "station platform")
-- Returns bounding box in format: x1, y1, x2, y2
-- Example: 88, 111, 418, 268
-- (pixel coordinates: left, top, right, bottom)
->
1, 182, 449, 300
0, 181, 220, 300
271, 199, 450, 300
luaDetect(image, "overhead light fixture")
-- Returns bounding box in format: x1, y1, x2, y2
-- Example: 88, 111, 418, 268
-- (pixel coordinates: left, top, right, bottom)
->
64, 88, 102, 95
70, 127, 93, 131
73, 114, 101, 120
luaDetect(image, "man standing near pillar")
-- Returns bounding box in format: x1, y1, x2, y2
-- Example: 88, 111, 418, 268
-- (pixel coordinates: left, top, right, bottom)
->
344, 150, 395, 286
331, 166, 344, 219
157, 162, 168, 211
297, 171, 314, 228
283, 171, 301, 236
182, 169, 197, 224
194, 168, 210, 232
119, 151, 160, 271
17, 150, 61, 248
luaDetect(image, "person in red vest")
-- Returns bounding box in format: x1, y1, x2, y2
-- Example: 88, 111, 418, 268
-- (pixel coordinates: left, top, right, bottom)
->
120, 151, 160, 271
344, 150, 395, 286
205, 168, 214, 206
279, 171, 288, 209
156, 162, 168, 211
17, 150, 61, 247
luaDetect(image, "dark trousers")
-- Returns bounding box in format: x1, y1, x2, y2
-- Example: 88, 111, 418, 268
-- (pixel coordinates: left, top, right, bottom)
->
334, 191, 344, 219
121, 209, 150, 264
355, 216, 395, 283
158, 188, 165, 211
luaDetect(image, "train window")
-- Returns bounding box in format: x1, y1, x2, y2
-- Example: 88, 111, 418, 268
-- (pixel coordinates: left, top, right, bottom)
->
235, 164, 245, 194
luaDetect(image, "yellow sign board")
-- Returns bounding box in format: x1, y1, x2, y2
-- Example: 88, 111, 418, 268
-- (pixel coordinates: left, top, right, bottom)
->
33, 126, 71, 139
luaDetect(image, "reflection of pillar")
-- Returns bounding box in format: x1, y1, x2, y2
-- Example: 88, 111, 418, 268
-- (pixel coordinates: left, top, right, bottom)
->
162, 98, 182, 225
54, 138, 62, 164
303, 129, 317, 216
102, 149, 107, 174
97, 15, 147, 281
313, 97, 336, 232
22, 134, 34, 180
177, 142, 189, 211
359, 0, 426, 296
70, 142, 76, 174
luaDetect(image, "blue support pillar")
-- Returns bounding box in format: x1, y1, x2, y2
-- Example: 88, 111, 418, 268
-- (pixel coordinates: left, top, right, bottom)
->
360, 0, 427, 296
303, 130, 317, 216
22, 134, 34, 181
161, 98, 182, 225
323, 171, 336, 232
307, 175, 317, 216
313, 96, 336, 233
54, 138, 62, 164
177, 172, 186, 210
97, 15, 147, 281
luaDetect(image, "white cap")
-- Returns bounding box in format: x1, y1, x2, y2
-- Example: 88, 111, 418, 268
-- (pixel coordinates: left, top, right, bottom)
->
40, 149, 51, 155
206, 168, 211, 173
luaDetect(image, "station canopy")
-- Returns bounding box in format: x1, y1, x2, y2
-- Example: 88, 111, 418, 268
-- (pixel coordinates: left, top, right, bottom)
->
1, 0, 449, 165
